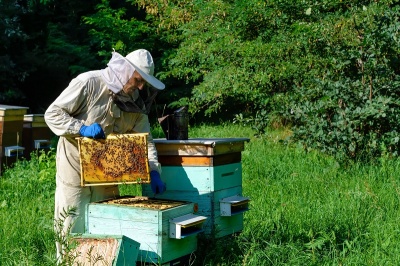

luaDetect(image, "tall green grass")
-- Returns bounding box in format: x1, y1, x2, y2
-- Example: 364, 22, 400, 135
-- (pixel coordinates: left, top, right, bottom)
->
0, 150, 57, 265
1, 124, 400, 265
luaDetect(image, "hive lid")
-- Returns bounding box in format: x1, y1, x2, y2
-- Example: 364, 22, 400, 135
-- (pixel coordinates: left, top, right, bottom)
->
154, 137, 250, 156
77, 133, 150, 186
0, 105, 28, 117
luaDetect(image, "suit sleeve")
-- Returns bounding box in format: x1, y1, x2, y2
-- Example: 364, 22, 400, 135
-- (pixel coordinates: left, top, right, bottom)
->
44, 78, 87, 136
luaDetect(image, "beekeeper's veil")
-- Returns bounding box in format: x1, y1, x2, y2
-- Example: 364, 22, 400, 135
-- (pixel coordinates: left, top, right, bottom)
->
101, 49, 165, 114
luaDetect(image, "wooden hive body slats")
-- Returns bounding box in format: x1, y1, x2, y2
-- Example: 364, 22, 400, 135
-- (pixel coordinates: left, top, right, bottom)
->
154, 138, 247, 156
143, 184, 244, 237
151, 163, 242, 192
143, 138, 250, 239
70, 234, 139, 266
86, 199, 199, 264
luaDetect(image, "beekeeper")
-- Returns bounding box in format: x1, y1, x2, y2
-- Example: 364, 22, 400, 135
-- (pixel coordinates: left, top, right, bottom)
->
44, 49, 166, 261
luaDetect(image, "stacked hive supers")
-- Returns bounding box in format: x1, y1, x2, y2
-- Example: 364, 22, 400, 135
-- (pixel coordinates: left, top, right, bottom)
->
142, 138, 251, 238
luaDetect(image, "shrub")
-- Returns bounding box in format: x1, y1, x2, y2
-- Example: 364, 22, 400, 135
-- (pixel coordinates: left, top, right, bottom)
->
284, 5, 400, 162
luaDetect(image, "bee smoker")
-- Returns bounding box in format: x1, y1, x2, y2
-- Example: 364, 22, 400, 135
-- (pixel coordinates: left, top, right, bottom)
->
158, 106, 188, 140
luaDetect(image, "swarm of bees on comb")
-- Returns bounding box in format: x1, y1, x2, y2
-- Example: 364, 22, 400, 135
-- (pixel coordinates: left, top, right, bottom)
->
78, 134, 149, 184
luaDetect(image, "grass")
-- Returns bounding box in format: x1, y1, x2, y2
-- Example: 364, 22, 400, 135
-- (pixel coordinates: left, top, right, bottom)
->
1, 123, 400, 265
0, 150, 56, 264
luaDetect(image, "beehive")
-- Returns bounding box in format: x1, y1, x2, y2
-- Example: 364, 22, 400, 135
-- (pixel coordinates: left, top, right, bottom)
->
86, 196, 207, 264
142, 138, 250, 238
0, 105, 28, 173
77, 133, 150, 186
22, 114, 53, 159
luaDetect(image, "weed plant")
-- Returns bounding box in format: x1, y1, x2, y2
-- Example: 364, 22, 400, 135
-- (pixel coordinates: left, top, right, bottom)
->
1, 124, 400, 265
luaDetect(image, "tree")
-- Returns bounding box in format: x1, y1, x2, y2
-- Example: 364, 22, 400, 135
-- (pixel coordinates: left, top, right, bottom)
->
0, 0, 29, 104
132, 0, 400, 161
0, 0, 101, 112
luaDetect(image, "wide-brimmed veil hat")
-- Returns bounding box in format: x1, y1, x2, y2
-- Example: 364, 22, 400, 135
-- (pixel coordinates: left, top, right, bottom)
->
125, 49, 165, 90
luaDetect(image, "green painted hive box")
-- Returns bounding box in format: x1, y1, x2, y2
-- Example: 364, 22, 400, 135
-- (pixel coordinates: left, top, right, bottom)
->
69, 234, 139, 266
86, 196, 207, 265
142, 163, 248, 237
142, 138, 251, 238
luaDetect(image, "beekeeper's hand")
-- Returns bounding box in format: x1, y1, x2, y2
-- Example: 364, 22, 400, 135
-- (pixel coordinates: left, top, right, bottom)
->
79, 123, 105, 139
150, 170, 166, 194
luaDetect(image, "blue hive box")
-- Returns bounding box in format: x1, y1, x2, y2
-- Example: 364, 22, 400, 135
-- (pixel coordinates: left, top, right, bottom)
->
143, 138, 251, 238
86, 196, 206, 264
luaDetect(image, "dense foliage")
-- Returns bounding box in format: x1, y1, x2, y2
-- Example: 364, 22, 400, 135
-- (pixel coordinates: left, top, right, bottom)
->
283, 4, 400, 162
1, 0, 400, 160
1, 0, 101, 111
146, 0, 400, 161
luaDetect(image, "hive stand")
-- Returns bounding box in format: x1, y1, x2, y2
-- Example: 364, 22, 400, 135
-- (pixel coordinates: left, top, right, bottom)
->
142, 138, 250, 238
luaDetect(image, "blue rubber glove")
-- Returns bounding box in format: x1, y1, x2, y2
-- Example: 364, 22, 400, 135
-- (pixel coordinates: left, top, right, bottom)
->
150, 170, 166, 194
79, 123, 105, 139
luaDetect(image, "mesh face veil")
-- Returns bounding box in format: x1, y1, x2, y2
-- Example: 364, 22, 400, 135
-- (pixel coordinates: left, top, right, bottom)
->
101, 50, 164, 114
111, 85, 159, 114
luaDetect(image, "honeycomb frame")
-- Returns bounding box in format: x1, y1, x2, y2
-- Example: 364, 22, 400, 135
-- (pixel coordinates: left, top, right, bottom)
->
77, 133, 150, 186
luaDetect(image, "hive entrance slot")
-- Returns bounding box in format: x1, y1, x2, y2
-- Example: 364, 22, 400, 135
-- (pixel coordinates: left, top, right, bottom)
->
4, 146, 25, 157
180, 222, 204, 238
34, 139, 51, 149
230, 200, 250, 214
169, 213, 207, 239
220, 195, 251, 216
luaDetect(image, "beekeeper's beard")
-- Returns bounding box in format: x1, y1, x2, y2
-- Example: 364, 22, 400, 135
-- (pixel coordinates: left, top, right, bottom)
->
112, 86, 158, 115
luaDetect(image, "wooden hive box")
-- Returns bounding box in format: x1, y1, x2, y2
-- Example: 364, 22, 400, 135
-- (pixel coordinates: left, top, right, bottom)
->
0, 105, 28, 173
142, 138, 250, 238
69, 234, 139, 266
77, 133, 150, 186
86, 196, 207, 264
154, 138, 247, 166
0, 105, 28, 122
0, 105, 28, 144
22, 114, 54, 159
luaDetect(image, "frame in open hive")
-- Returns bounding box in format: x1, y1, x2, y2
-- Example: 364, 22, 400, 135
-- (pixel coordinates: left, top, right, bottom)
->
100, 196, 186, 210
77, 133, 150, 186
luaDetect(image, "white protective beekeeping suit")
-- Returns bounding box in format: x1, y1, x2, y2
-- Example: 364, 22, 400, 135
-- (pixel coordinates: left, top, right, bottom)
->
45, 49, 164, 262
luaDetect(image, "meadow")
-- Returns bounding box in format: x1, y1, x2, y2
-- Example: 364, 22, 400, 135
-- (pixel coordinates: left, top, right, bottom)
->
1, 123, 400, 265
